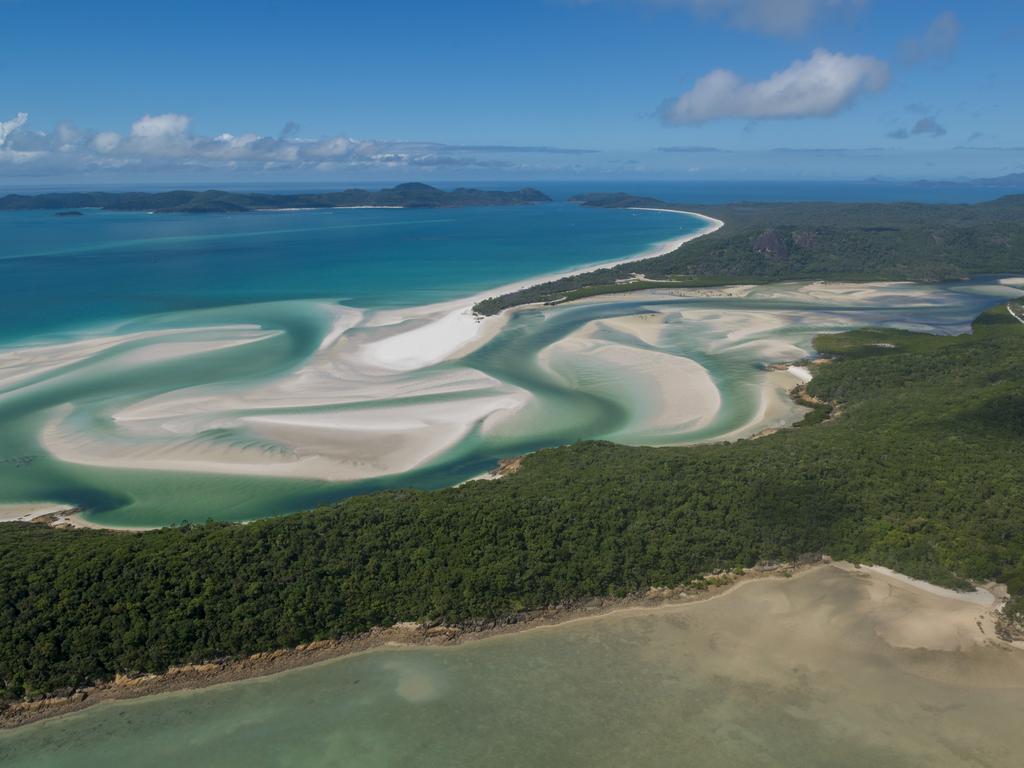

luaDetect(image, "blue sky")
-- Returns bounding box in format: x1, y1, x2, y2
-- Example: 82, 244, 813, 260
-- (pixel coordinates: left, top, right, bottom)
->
1, 0, 1022, 182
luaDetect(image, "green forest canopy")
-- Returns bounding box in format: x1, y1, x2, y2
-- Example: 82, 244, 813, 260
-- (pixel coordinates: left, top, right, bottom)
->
474, 194, 1024, 314
0, 184, 551, 214
2, 305, 1023, 701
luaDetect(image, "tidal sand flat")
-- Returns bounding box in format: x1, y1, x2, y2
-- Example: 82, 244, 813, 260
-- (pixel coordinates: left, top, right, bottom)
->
1, 205, 1020, 527
538, 320, 724, 440
2, 565, 1020, 767
4, 277, 1017, 528
0, 205, 701, 524
0, 503, 70, 523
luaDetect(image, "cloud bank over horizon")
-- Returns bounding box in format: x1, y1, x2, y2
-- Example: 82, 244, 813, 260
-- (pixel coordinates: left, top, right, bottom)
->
0, 112, 599, 178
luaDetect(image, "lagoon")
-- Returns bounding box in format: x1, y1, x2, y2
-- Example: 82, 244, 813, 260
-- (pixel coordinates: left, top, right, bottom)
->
3, 566, 1022, 767
0, 205, 1016, 527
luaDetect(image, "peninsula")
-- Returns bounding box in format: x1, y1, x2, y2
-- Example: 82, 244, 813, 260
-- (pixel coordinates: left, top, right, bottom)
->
473, 192, 1024, 314
0, 183, 552, 214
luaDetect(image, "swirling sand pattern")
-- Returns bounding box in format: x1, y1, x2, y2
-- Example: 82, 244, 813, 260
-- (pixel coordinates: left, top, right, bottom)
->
0, 276, 1015, 527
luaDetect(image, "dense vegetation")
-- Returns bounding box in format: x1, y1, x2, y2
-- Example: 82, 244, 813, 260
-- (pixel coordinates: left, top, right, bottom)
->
473, 193, 1024, 314
2, 306, 1023, 702
0, 183, 551, 214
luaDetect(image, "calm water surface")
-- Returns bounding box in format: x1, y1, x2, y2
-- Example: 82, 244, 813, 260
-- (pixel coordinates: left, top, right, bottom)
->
0, 205, 1016, 526
2, 567, 1021, 768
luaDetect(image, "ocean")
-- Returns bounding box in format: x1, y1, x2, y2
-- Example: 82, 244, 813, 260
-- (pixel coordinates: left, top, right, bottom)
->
2, 185, 1023, 765
0, 196, 1015, 527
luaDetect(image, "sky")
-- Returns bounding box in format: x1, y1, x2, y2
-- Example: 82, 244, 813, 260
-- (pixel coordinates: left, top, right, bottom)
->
1, 0, 1023, 184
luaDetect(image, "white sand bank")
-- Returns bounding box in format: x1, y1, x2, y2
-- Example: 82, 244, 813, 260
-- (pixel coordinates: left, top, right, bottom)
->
357, 306, 502, 371
787, 365, 813, 383
0, 502, 72, 523
0, 325, 267, 391
538, 319, 721, 438
356, 209, 722, 372
44, 384, 530, 482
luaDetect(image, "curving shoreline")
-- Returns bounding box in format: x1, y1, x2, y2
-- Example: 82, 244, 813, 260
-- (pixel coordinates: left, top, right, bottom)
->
351, 208, 722, 372
1, 207, 724, 530
2, 558, 802, 729
3, 558, 1017, 730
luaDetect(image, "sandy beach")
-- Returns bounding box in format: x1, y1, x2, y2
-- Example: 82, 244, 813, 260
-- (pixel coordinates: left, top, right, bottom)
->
0, 325, 273, 392
0, 502, 71, 523
20, 274, 980, 521
353, 208, 723, 373
8, 209, 722, 505
4, 208, 1016, 530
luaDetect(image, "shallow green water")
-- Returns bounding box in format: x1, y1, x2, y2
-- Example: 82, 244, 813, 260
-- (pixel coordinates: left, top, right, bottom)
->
0, 204, 694, 343
4, 567, 1021, 768
1, 204, 1018, 526
0, 278, 1011, 527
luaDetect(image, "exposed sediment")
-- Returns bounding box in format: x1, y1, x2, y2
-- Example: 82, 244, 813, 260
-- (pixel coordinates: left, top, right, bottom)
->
4, 558, 1018, 730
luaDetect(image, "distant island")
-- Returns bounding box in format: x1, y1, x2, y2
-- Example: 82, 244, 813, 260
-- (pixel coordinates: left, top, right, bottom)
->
0, 183, 552, 214
2, 190, 1024, 727
473, 192, 1024, 314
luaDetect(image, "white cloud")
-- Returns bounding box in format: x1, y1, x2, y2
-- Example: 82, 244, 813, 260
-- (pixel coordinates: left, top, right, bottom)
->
902, 11, 959, 63
54, 121, 80, 148
128, 113, 192, 154
660, 48, 889, 124
0, 112, 28, 145
92, 131, 122, 153
645, 0, 866, 36
0, 112, 576, 176
130, 113, 190, 139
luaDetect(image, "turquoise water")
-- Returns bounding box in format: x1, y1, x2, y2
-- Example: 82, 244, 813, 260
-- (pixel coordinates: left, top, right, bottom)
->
0, 205, 1016, 527
0, 204, 692, 344
3, 202, 1023, 765
0, 204, 688, 522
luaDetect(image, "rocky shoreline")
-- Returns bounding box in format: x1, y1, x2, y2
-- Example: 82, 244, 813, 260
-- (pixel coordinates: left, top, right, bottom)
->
1, 559, 822, 729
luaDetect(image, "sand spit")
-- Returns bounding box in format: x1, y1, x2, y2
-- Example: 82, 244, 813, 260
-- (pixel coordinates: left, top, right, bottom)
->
0, 504, 109, 529
0, 503, 71, 523
4, 559, 1019, 730
42, 389, 528, 483
356, 208, 721, 373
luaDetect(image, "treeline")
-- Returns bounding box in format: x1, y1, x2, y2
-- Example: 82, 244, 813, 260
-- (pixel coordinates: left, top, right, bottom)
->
2, 306, 1024, 701
0, 183, 551, 214
473, 194, 1024, 314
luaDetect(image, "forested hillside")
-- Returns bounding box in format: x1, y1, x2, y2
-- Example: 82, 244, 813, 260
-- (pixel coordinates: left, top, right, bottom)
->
2, 306, 1023, 703
0, 184, 551, 214
474, 194, 1024, 314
